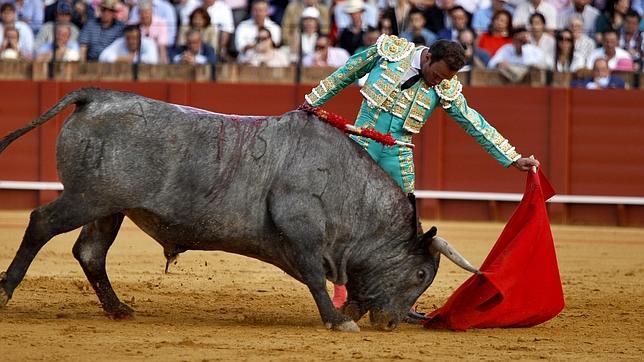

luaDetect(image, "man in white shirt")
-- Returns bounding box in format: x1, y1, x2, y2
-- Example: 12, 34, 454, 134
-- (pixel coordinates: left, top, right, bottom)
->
235, 0, 281, 54
489, 26, 547, 70
99, 25, 159, 64
128, 0, 178, 47
513, 0, 558, 30
586, 29, 633, 70
557, 0, 599, 36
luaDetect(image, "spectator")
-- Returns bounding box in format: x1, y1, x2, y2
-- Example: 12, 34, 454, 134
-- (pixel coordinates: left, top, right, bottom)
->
544, 0, 570, 12
206, 0, 235, 42
572, 57, 626, 87
224, 0, 248, 26
176, 0, 201, 26
456, 0, 490, 14
78, 0, 124, 61
0, 26, 27, 59
35, 23, 80, 61
418, 0, 446, 34
568, 14, 596, 62
289, 6, 321, 62
489, 26, 547, 81
513, 0, 558, 30
114, 0, 130, 23
354, 26, 380, 54
381, 0, 413, 35
437, 5, 471, 41
44, 0, 92, 30
338, 0, 366, 55
459, 27, 491, 69
134, 0, 169, 64
0, 2, 33, 58
401, 8, 437, 46
12, 0, 44, 33
238, 26, 288, 66
302, 33, 349, 67
529, 13, 555, 61
173, 28, 217, 64
558, 0, 600, 36
34, 1, 80, 52
595, 0, 631, 41
478, 9, 513, 56
619, 9, 642, 67
586, 29, 633, 69
439, 0, 457, 29
235, 0, 281, 55
281, 0, 330, 47
129, 0, 177, 47
99, 24, 159, 63
549, 29, 585, 71
378, 15, 394, 35
268, 0, 289, 24
178, 8, 219, 58
334, 0, 378, 31
472, 0, 513, 35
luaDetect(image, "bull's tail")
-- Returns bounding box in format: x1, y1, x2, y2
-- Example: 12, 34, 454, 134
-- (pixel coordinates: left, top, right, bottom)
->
0, 88, 93, 155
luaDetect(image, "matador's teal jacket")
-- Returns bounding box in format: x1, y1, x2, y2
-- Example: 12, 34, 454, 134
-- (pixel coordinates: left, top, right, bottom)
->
305, 35, 522, 193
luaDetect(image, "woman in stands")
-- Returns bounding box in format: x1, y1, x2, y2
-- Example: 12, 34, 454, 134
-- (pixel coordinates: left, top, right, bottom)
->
238, 26, 288, 67
477, 9, 512, 57
549, 29, 585, 72
177, 8, 219, 59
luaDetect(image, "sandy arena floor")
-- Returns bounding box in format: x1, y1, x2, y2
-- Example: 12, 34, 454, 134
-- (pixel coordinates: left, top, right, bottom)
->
0, 210, 642, 361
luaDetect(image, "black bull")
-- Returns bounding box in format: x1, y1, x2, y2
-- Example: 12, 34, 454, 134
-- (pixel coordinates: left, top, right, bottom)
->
0, 88, 477, 332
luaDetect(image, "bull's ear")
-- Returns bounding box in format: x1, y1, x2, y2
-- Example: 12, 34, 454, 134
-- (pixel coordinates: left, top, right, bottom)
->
421, 226, 438, 243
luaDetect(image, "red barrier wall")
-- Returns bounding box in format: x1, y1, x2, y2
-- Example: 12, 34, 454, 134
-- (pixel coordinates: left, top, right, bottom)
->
1, 81, 642, 226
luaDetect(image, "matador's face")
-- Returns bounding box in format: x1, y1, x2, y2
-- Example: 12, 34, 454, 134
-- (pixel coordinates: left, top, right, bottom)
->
420, 55, 458, 87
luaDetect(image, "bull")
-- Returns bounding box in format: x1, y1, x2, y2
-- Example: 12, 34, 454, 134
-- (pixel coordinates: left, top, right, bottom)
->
0, 88, 478, 332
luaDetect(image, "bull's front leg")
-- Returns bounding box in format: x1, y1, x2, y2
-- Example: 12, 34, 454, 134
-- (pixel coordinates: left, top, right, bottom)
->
299, 265, 360, 332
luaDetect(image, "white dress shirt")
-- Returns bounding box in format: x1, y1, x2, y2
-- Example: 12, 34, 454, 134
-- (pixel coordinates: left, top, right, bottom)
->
513, 0, 558, 30
488, 43, 547, 68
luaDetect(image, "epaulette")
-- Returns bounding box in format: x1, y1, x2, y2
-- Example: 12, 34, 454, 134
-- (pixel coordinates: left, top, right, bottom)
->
434, 75, 463, 109
376, 34, 415, 62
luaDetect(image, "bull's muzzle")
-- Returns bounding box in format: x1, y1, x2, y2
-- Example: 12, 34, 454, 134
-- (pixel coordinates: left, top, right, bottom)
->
369, 309, 399, 331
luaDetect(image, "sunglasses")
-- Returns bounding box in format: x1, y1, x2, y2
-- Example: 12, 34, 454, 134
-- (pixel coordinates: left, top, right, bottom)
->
257, 36, 270, 42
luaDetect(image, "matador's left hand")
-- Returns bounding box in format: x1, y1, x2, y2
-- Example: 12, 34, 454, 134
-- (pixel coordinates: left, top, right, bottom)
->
512, 157, 541, 172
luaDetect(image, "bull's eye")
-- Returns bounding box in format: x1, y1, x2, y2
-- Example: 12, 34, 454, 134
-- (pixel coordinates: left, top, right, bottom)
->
417, 270, 426, 280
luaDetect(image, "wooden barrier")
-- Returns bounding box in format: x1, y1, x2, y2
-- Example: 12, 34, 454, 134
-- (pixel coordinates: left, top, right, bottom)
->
2, 61, 641, 89
0, 81, 642, 226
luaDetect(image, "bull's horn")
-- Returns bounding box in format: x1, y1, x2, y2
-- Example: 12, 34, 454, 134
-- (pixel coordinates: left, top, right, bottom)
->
429, 236, 482, 274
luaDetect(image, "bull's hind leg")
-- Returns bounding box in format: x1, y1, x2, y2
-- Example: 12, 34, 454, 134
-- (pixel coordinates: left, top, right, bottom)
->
0, 193, 115, 308
72, 213, 133, 319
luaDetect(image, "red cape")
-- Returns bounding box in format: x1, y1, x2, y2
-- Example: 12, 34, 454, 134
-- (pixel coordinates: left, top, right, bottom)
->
423, 169, 564, 331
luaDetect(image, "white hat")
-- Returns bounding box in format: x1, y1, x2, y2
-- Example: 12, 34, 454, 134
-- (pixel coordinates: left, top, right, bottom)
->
301, 6, 320, 19
344, 0, 365, 14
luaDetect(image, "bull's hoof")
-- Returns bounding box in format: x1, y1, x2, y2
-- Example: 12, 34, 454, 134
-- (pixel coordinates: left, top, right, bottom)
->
341, 302, 365, 322
104, 303, 135, 320
329, 320, 360, 332
0, 272, 9, 308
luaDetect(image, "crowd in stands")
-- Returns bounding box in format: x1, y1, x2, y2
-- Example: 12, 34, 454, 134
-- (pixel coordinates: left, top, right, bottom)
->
0, 0, 641, 88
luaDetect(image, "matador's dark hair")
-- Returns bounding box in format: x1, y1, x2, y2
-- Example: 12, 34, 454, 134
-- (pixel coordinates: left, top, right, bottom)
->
428, 40, 466, 71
